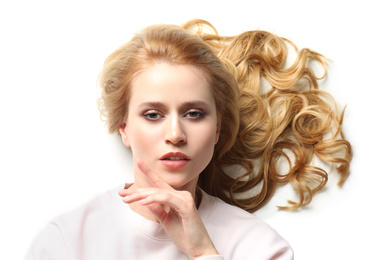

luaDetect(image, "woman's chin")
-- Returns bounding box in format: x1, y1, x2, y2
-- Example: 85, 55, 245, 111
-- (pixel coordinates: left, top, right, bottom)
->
164, 176, 199, 192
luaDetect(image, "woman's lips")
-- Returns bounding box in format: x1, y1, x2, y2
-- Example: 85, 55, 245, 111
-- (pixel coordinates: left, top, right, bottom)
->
160, 152, 190, 169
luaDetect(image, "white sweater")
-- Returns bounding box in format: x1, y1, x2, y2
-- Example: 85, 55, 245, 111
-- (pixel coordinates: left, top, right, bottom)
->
25, 186, 293, 260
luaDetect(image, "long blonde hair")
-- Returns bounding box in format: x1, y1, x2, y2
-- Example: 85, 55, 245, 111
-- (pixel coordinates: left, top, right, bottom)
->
98, 19, 352, 212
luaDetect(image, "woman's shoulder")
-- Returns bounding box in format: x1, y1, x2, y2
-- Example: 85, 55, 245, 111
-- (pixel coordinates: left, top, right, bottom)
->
28, 186, 124, 249
199, 189, 263, 224
199, 190, 293, 259
25, 186, 127, 259
51, 186, 124, 228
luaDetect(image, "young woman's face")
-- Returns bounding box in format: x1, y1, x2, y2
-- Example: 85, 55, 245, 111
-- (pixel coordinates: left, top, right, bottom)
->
120, 63, 219, 191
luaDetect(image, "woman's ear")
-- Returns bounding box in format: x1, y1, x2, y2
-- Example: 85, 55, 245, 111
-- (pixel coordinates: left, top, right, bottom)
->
119, 123, 131, 147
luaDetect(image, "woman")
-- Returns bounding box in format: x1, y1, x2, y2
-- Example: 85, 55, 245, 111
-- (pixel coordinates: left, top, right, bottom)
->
26, 19, 351, 259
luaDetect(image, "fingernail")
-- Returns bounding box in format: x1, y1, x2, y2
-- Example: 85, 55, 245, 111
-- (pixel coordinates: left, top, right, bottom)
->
118, 189, 126, 195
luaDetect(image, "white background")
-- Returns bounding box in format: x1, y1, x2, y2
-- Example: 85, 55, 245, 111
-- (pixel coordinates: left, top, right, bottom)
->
1, 1, 372, 259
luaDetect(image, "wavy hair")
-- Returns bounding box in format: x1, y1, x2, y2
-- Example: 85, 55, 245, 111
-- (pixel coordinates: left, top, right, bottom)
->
98, 19, 352, 212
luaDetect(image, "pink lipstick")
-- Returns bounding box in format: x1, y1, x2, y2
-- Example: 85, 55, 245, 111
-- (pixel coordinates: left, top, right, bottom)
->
160, 152, 190, 169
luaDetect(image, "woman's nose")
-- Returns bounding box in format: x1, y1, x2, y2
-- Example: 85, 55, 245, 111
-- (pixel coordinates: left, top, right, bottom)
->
164, 115, 186, 145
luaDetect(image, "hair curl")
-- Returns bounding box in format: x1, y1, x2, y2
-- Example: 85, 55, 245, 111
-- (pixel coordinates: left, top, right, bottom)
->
98, 19, 352, 212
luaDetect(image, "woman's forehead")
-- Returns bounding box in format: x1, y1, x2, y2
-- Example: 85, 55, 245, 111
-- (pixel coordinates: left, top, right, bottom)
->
128, 63, 215, 106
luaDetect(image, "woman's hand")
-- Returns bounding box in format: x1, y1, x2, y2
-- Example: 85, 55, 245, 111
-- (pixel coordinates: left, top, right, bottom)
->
118, 159, 219, 259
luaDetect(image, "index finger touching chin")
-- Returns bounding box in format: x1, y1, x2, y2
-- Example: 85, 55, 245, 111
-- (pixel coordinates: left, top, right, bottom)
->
136, 158, 171, 189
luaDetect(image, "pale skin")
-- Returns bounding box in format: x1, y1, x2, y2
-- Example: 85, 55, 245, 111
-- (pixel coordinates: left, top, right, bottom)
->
117, 63, 221, 259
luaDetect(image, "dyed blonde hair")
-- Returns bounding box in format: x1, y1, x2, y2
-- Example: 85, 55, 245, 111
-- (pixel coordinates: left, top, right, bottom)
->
98, 19, 352, 212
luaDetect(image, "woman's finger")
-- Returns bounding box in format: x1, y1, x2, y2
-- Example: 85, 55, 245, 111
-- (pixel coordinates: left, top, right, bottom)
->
120, 187, 193, 218
140, 191, 195, 219
145, 202, 167, 222
136, 158, 171, 189
120, 187, 183, 206
118, 187, 158, 197
120, 189, 156, 203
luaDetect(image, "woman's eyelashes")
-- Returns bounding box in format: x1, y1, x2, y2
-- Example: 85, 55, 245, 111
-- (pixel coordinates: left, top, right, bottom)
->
143, 110, 163, 121
142, 109, 206, 121
185, 109, 206, 119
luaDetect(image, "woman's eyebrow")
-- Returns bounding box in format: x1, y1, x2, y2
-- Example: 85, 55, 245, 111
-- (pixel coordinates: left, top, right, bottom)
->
137, 102, 166, 110
137, 101, 211, 110
182, 101, 210, 109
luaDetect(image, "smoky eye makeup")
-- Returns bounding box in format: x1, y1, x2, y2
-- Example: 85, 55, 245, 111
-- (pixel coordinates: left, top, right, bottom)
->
137, 100, 212, 121
184, 109, 207, 119
142, 110, 164, 121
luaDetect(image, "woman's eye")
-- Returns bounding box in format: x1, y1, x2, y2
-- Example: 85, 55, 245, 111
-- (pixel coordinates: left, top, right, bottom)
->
143, 112, 162, 120
185, 110, 206, 119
